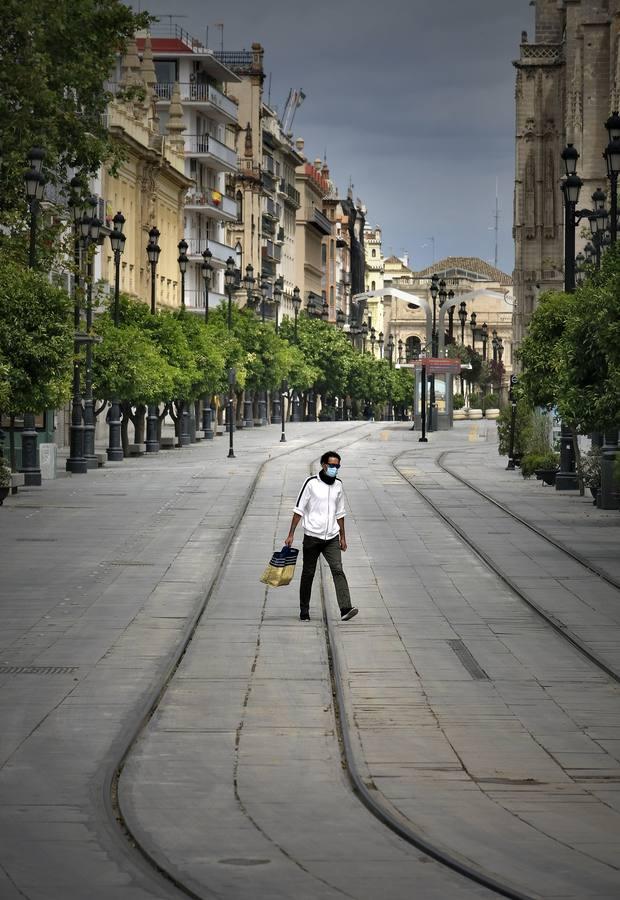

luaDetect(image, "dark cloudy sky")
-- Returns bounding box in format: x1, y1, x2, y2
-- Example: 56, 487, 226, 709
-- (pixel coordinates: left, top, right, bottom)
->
140, 0, 535, 275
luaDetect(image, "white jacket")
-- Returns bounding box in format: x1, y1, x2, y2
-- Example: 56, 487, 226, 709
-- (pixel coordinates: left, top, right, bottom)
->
293, 474, 345, 540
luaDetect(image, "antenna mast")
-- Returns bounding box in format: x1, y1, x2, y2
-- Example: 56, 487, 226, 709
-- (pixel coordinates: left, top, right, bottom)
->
494, 178, 500, 269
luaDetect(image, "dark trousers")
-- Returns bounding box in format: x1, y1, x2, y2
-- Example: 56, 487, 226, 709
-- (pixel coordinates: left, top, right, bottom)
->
300, 535, 351, 613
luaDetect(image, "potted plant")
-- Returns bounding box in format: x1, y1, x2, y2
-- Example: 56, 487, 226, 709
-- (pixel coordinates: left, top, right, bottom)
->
453, 393, 467, 420
580, 447, 602, 503
0, 460, 12, 504
521, 451, 559, 484
482, 393, 501, 420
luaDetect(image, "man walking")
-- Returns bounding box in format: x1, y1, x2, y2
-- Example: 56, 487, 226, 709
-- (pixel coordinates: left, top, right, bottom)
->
285, 451, 358, 622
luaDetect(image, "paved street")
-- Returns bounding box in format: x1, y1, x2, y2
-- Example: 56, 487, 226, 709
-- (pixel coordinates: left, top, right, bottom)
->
1, 421, 619, 899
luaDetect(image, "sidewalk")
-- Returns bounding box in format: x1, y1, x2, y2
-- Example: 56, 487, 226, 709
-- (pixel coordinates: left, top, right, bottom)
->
1, 421, 619, 899
0, 422, 370, 900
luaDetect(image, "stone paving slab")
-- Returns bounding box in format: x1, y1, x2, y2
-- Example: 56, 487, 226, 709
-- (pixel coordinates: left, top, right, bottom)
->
121, 437, 492, 900
0, 422, 369, 900
322, 425, 620, 898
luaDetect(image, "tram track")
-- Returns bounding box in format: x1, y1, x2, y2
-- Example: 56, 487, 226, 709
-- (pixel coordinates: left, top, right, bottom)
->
392, 447, 620, 684
107, 427, 619, 900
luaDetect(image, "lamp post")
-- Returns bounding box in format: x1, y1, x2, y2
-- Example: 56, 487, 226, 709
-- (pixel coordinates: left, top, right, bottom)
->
202, 248, 213, 322
271, 277, 283, 425
370, 326, 376, 356
361, 321, 368, 353
378, 330, 384, 359
244, 263, 256, 308
558, 146, 585, 489
397, 338, 403, 364
177, 239, 188, 311
176, 239, 191, 446
280, 380, 288, 442
447, 289, 455, 343
145, 228, 161, 453
107, 211, 126, 462
257, 281, 270, 425
506, 376, 518, 470
82, 201, 102, 470
491, 329, 499, 363
66, 181, 88, 474
20, 148, 47, 485
470, 311, 477, 352
224, 259, 236, 457
480, 322, 488, 361
24, 147, 46, 270
321, 299, 329, 321
604, 111, 620, 245
200, 248, 214, 440
291, 286, 302, 422
458, 301, 467, 345
387, 333, 394, 421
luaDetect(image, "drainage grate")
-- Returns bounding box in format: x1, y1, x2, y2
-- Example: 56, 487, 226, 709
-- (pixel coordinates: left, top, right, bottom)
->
447, 640, 489, 680
0, 665, 78, 675
106, 560, 153, 566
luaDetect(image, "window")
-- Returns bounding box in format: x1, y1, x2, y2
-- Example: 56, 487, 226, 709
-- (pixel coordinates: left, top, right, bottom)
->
372, 249, 376, 258
371, 280, 375, 291
155, 60, 177, 84
406, 336, 421, 361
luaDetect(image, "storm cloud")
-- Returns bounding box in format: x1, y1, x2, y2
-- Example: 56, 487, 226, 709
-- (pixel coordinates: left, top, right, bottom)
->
141, 0, 535, 274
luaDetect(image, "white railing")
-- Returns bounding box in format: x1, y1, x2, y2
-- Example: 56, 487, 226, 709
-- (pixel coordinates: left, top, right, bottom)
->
186, 237, 236, 262
153, 82, 237, 118
185, 135, 237, 167
184, 190, 236, 217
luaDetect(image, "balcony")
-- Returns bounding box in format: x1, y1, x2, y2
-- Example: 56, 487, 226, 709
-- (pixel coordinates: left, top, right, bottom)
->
154, 82, 237, 122
185, 288, 226, 312
279, 179, 300, 207
262, 217, 276, 237
262, 240, 282, 263
185, 135, 237, 171
186, 237, 237, 265
184, 189, 237, 219
301, 207, 332, 236
262, 198, 281, 220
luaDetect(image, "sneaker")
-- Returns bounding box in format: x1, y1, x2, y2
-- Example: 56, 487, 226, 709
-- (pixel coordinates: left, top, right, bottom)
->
340, 607, 359, 621
300, 611, 310, 621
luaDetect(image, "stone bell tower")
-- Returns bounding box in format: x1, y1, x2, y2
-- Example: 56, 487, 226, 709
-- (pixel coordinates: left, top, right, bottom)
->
512, 0, 619, 356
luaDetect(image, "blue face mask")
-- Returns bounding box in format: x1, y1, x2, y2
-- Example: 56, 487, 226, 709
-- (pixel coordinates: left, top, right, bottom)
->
326, 465, 339, 478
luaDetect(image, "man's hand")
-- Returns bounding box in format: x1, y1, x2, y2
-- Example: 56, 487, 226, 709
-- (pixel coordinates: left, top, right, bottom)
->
339, 534, 347, 552
284, 533, 295, 547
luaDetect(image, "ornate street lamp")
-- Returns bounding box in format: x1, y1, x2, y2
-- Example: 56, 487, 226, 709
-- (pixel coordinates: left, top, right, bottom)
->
604, 111, 620, 244
458, 300, 467, 345
370, 326, 376, 356
260, 280, 269, 324
321, 299, 329, 321
470, 311, 477, 352
397, 338, 403, 364
361, 321, 368, 354
65, 179, 89, 475
447, 289, 455, 343
224, 257, 237, 455
177, 238, 188, 311
244, 263, 256, 309
19, 148, 47, 486
107, 212, 126, 462
387, 333, 395, 421
271, 276, 284, 425
429, 273, 439, 356
201, 248, 214, 440
480, 322, 489, 361
291, 286, 302, 422
201, 248, 213, 322
378, 330, 384, 358
81, 200, 101, 470
145, 229, 161, 453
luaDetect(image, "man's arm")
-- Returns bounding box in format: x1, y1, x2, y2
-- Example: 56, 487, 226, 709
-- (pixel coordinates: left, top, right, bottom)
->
337, 516, 347, 552
285, 513, 302, 546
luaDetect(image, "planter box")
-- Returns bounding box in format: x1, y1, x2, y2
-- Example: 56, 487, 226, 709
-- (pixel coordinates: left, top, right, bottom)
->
534, 468, 557, 486
468, 408, 483, 420
485, 408, 500, 420
453, 409, 467, 421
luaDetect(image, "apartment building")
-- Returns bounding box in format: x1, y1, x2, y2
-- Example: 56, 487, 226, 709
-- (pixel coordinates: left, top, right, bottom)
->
215, 44, 306, 322
295, 152, 332, 311
100, 36, 192, 307
363, 225, 386, 336
135, 25, 241, 312
322, 180, 353, 325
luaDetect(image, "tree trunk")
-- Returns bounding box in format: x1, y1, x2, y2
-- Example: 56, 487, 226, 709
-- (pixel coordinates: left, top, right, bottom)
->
121, 402, 131, 456
134, 404, 146, 444
571, 424, 584, 497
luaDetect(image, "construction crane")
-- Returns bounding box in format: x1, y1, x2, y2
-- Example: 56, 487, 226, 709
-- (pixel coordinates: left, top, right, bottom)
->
280, 89, 306, 135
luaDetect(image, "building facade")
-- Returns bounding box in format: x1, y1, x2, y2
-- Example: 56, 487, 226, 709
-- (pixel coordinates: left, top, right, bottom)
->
217, 45, 304, 322
384, 256, 514, 381
513, 0, 618, 352
136, 26, 240, 313
100, 36, 192, 308
295, 155, 332, 307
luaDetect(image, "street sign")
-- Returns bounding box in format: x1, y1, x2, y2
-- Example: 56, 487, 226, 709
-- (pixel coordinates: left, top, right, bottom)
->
411, 358, 462, 376
510, 374, 519, 385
